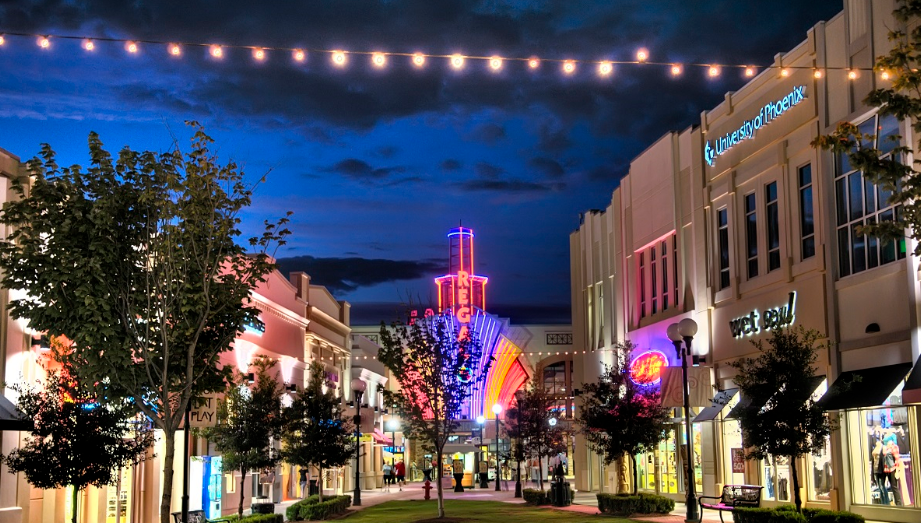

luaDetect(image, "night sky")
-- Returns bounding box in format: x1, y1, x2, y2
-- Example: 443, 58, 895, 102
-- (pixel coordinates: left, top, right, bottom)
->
0, 1, 842, 325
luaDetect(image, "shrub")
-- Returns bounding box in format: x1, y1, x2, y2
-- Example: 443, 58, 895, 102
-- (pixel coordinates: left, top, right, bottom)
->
597, 493, 674, 516
522, 488, 549, 505
210, 514, 283, 523
732, 507, 863, 523
285, 496, 320, 522
295, 495, 351, 521
802, 508, 864, 523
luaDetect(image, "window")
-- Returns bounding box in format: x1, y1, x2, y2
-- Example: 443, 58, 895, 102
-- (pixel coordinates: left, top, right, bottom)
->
636, 233, 678, 318
718, 209, 730, 289
835, 113, 905, 277
745, 193, 758, 278
799, 164, 815, 259
542, 362, 573, 418
766, 182, 780, 271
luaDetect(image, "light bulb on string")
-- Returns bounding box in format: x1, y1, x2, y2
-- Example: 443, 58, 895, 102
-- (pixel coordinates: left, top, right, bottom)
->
848, 70, 858, 80
671, 64, 682, 76
780, 68, 789, 77
38, 36, 50, 49
82, 39, 95, 51
253, 48, 266, 61
450, 54, 465, 69
813, 69, 823, 79
412, 53, 425, 67
563, 60, 576, 74
372, 52, 387, 68
598, 61, 613, 77
293, 49, 305, 62
708, 65, 720, 77
636, 48, 649, 62
744, 66, 755, 77
332, 50, 347, 67
125, 41, 138, 54
0, 35, 5, 46
210, 45, 223, 59
169, 43, 181, 56
528, 57, 540, 69
489, 56, 503, 71
881, 70, 890, 80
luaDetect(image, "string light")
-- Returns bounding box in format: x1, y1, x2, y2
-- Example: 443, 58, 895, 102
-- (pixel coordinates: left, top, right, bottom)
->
598, 61, 613, 76
813, 69, 822, 79
708, 65, 720, 77
780, 68, 789, 77
636, 48, 649, 62
881, 70, 890, 80
744, 67, 755, 77
848, 70, 858, 80
671, 64, 682, 76
169, 43, 181, 56
412, 52, 425, 67
125, 41, 138, 54
253, 48, 266, 61
0, 35, 5, 46
332, 50, 347, 66
489, 56, 502, 71
210, 45, 223, 59
563, 60, 576, 74
38, 36, 50, 49
293, 49, 305, 62
372, 52, 386, 68
528, 57, 540, 69
450, 54, 464, 69
82, 39, 94, 51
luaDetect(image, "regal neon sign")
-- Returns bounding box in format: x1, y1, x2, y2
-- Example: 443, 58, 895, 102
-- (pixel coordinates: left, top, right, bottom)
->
704, 85, 806, 166
629, 350, 669, 385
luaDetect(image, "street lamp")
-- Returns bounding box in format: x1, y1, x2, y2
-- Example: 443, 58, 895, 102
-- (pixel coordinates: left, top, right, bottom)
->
476, 415, 486, 488
350, 378, 367, 506
667, 318, 699, 523
492, 403, 502, 491
386, 418, 401, 468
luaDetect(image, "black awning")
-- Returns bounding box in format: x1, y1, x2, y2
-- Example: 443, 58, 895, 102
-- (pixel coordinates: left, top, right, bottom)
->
724, 395, 752, 420
693, 388, 738, 422
900, 354, 921, 405
0, 393, 32, 431
817, 363, 913, 411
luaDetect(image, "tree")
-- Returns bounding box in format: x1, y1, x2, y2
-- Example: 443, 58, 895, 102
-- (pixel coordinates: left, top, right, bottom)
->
812, 1, 920, 256
502, 402, 527, 497
280, 361, 355, 502
2, 365, 153, 523
513, 376, 566, 490
0, 124, 289, 523
578, 341, 670, 494
200, 356, 283, 518
728, 326, 833, 512
378, 313, 491, 519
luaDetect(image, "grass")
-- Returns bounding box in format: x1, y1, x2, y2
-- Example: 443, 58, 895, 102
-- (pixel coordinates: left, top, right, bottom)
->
342, 499, 633, 523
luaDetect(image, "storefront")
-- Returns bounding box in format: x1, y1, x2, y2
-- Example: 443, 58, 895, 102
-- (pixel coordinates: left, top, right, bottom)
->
637, 414, 702, 497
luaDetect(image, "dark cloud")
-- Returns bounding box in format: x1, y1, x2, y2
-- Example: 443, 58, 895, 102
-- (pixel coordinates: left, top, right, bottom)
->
537, 126, 573, 153
276, 255, 443, 294
456, 179, 563, 193
467, 123, 506, 145
529, 157, 565, 178
323, 158, 406, 182
375, 145, 400, 158
441, 159, 462, 171
474, 162, 504, 179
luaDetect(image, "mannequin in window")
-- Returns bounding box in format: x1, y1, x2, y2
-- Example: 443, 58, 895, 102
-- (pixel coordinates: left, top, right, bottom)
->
882, 435, 903, 506
872, 440, 891, 505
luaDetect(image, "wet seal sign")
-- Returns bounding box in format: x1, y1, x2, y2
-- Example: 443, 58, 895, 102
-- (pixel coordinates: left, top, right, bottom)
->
728, 292, 796, 338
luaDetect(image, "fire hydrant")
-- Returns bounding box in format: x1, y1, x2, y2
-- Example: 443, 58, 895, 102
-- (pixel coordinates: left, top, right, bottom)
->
422, 480, 434, 500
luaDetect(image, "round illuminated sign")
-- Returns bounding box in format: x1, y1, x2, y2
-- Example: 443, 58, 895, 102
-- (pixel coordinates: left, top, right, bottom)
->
629, 350, 669, 385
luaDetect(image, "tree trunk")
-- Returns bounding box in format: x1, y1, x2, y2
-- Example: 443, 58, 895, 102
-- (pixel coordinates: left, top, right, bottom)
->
72, 486, 79, 523
538, 455, 544, 491
790, 456, 802, 512
318, 466, 324, 503
239, 465, 247, 518
630, 453, 638, 495
160, 427, 177, 523
436, 449, 445, 518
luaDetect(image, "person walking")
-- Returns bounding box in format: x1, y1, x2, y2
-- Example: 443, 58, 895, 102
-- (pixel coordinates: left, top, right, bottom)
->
298, 468, 308, 499
382, 462, 392, 491
395, 460, 406, 491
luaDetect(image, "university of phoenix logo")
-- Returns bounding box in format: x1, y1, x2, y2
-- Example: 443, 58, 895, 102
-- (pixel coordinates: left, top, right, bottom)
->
704, 85, 806, 166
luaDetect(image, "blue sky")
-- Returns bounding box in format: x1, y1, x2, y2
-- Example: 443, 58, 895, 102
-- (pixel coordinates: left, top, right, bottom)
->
0, 1, 842, 324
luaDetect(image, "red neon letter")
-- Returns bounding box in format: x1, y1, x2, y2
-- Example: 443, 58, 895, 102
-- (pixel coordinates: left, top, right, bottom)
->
456, 306, 471, 323
457, 270, 470, 288
458, 288, 469, 306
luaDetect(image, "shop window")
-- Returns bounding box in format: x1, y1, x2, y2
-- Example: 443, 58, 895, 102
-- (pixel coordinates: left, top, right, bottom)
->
718, 209, 730, 289
763, 456, 793, 502
722, 419, 747, 486
845, 382, 914, 507
542, 362, 573, 418
798, 164, 816, 260
637, 415, 701, 495
636, 233, 678, 318
835, 113, 906, 277
766, 182, 780, 272
745, 193, 758, 278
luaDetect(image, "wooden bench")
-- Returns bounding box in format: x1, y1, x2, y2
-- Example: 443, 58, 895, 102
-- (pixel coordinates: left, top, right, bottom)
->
170, 509, 205, 523
698, 484, 763, 523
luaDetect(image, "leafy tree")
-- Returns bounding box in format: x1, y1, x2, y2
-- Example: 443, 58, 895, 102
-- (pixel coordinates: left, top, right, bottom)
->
0, 124, 289, 523
578, 341, 670, 494
728, 326, 833, 512
200, 356, 283, 518
812, 0, 919, 255
280, 362, 355, 502
2, 366, 153, 523
513, 376, 566, 490
502, 403, 528, 497
378, 313, 491, 519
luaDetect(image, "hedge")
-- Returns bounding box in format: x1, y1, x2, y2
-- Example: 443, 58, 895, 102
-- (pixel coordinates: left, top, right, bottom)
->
522, 489, 548, 505
209, 514, 283, 523
287, 495, 351, 521
597, 493, 675, 516
732, 507, 864, 523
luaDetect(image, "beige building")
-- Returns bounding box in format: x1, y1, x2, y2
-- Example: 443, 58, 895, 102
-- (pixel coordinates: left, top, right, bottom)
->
572, 1, 921, 521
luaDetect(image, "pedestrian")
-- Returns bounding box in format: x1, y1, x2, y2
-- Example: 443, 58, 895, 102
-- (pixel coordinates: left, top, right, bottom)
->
395, 460, 406, 490
382, 462, 392, 491
298, 468, 308, 499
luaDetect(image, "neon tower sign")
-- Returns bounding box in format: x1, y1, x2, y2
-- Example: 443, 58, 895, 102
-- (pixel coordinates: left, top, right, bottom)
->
436, 226, 488, 340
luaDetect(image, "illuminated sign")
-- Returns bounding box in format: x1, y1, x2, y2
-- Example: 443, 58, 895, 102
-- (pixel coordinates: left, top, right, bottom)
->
729, 292, 796, 338
629, 351, 669, 385
455, 270, 473, 340
704, 85, 806, 166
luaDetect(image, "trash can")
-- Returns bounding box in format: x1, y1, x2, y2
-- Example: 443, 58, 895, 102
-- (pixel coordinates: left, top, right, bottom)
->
309, 479, 319, 496
549, 481, 571, 507
251, 502, 274, 514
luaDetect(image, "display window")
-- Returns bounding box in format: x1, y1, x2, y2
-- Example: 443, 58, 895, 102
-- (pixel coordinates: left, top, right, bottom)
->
722, 419, 746, 486
845, 381, 915, 507
636, 419, 701, 495
807, 435, 832, 502
762, 455, 792, 502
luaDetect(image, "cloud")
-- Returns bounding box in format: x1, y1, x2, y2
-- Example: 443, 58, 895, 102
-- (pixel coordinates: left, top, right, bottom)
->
529, 157, 565, 178
456, 179, 562, 193
474, 162, 504, 179
276, 255, 443, 294
323, 158, 406, 182
466, 123, 506, 145
441, 159, 462, 171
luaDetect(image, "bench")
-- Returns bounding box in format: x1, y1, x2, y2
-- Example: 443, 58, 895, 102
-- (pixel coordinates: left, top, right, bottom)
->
170, 510, 205, 523
698, 484, 763, 523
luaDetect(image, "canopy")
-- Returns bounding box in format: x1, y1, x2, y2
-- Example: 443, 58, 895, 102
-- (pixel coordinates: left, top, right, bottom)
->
817, 363, 912, 410
693, 388, 738, 422
902, 354, 921, 405
0, 394, 32, 431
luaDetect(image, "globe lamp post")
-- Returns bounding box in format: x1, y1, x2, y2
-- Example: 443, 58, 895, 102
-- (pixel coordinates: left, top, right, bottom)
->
492, 403, 502, 491
350, 378, 367, 506
667, 318, 699, 523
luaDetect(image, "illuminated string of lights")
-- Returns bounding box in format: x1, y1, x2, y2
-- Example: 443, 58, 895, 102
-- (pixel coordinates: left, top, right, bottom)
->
0, 31, 884, 80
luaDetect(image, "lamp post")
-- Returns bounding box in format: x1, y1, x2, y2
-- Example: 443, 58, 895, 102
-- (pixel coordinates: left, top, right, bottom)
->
386, 418, 400, 467
667, 318, 699, 523
350, 378, 367, 506
476, 415, 486, 489
492, 403, 502, 491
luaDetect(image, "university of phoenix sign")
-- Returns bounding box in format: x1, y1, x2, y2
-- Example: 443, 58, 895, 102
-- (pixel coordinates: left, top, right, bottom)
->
704, 85, 806, 166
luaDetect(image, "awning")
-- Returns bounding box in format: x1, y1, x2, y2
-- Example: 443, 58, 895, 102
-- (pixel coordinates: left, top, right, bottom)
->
693, 388, 738, 422
903, 354, 921, 405
443, 443, 479, 454
372, 428, 393, 445
724, 376, 824, 420
817, 363, 912, 411
0, 394, 32, 431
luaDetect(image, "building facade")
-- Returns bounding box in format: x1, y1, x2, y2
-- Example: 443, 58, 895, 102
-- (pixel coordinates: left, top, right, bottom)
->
571, 1, 921, 521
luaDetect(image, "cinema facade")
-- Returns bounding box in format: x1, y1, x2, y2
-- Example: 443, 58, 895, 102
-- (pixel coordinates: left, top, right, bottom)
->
571, 1, 921, 521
